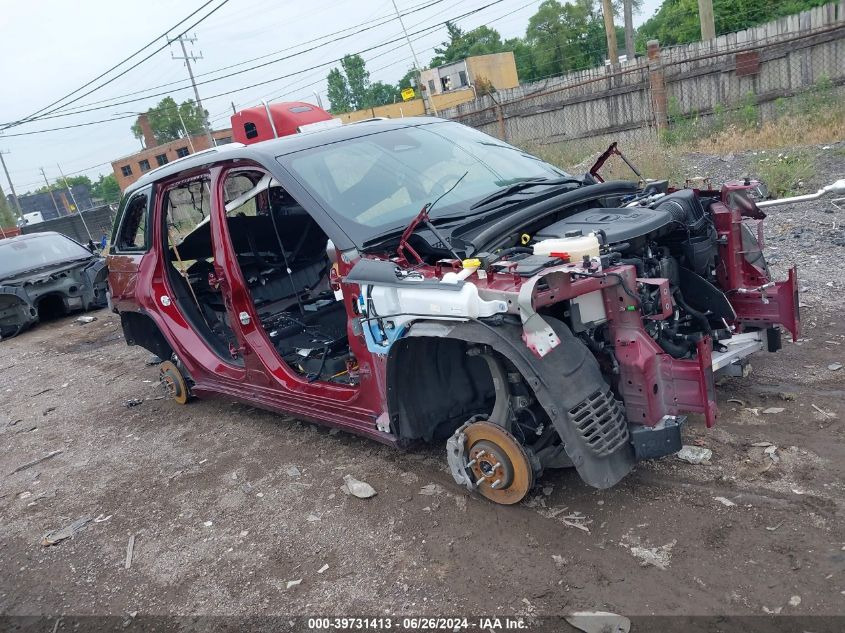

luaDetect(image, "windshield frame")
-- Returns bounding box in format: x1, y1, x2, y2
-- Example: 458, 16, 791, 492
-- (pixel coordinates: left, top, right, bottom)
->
274, 120, 570, 248
0, 233, 94, 279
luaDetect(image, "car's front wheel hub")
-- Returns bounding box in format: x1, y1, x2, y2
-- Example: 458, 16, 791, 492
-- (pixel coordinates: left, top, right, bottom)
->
460, 421, 534, 505
159, 360, 190, 405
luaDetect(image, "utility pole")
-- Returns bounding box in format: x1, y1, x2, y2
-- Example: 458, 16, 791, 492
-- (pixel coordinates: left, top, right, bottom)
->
698, 0, 716, 40
40, 167, 63, 217
391, 0, 437, 115
170, 33, 214, 148
173, 105, 196, 153
0, 150, 24, 220
601, 0, 619, 65
623, 0, 635, 60
57, 163, 93, 242
0, 179, 10, 234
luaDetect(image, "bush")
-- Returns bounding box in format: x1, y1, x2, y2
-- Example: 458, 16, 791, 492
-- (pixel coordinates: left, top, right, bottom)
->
711, 103, 727, 134
662, 96, 702, 146
756, 152, 813, 198
0, 198, 17, 228
735, 91, 758, 130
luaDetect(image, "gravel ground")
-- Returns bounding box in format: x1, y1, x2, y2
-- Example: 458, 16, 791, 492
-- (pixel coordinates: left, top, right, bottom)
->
684, 141, 845, 309
1, 149, 844, 631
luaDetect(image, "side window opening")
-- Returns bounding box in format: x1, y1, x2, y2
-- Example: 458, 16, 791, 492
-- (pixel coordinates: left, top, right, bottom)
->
114, 190, 150, 251
220, 168, 357, 386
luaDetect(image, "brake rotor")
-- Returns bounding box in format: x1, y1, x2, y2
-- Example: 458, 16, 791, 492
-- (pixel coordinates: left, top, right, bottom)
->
463, 421, 534, 505
159, 360, 190, 405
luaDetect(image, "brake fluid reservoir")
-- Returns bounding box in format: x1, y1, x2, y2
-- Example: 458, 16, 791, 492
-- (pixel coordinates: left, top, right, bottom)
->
532, 232, 600, 261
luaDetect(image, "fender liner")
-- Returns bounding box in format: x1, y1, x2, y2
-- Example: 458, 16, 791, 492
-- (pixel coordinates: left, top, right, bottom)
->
396, 317, 635, 489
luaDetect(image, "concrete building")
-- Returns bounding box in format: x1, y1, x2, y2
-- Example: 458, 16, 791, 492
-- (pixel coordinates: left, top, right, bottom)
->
419, 52, 519, 97
335, 53, 521, 124
111, 114, 233, 191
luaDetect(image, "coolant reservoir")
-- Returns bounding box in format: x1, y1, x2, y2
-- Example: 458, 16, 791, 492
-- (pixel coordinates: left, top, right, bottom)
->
532, 231, 600, 261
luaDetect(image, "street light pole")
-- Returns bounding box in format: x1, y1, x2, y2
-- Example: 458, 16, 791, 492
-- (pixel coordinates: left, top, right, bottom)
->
40, 167, 63, 217
57, 163, 93, 242
175, 106, 196, 153
391, 0, 437, 115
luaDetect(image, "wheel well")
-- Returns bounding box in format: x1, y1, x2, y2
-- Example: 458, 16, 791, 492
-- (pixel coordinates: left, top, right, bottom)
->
36, 294, 67, 321
119, 311, 173, 360
386, 336, 499, 442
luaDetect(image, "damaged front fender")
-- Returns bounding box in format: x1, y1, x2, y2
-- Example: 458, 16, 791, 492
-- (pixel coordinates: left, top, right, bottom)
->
400, 318, 635, 489
0, 286, 38, 339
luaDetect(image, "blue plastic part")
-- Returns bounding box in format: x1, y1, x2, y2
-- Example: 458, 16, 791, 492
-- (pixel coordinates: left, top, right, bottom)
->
358, 291, 408, 354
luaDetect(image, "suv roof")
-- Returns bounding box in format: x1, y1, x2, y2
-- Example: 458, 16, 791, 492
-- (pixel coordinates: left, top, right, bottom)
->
125, 117, 444, 196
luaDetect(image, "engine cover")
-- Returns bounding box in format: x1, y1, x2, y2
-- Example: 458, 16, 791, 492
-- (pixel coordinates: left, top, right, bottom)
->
536, 207, 674, 244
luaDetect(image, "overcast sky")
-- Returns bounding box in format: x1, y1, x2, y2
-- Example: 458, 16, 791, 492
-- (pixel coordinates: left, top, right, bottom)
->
0, 0, 661, 196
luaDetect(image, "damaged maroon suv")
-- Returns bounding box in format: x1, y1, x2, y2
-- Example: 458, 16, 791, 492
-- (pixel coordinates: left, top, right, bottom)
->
108, 118, 802, 504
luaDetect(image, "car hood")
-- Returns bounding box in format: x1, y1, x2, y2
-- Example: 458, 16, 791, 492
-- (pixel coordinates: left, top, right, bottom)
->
0, 257, 98, 286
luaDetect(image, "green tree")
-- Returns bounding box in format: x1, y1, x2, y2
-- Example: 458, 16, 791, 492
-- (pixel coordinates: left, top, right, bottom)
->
341, 54, 371, 109
366, 81, 401, 107
430, 22, 506, 67
0, 195, 16, 227
524, 0, 606, 79
130, 96, 208, 145
35, 174, 92, 194
326, 68, 352, 114
91, 174, 121, 204
503, 37, 538, 83
326, 55, 402, 113
636, 0, 827, 48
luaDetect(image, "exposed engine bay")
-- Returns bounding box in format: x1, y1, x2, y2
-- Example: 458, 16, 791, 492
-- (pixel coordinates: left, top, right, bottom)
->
345, 148, 802, 498
533, 185, 732, 360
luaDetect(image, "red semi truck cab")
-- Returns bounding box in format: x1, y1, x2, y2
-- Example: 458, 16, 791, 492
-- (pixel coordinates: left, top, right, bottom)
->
231, 101, 335, 144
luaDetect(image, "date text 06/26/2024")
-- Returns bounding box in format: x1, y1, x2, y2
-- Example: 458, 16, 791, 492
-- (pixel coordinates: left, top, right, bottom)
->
307, 617, 529, 630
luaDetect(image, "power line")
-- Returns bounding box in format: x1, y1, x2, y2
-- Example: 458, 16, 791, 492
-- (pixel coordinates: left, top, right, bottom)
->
170, 34, 214, 146
211, 0, 465, 120
13, 0, 455, 126
260, 0, 537, 112
46, 0, 447, 117
0, 0, 232, 131
1, 0, 507, 138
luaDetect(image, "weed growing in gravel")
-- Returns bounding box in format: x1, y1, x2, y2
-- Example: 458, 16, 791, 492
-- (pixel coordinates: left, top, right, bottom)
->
755, 152, 814, 198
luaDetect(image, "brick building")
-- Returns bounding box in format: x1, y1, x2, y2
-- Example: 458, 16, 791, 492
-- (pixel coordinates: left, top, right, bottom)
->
111, 114, 233, 191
